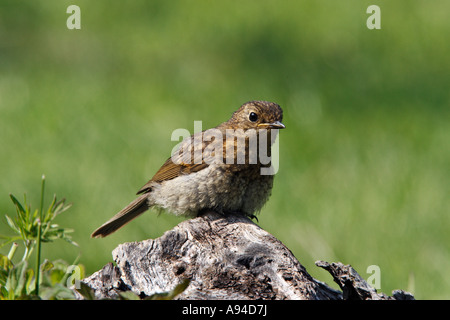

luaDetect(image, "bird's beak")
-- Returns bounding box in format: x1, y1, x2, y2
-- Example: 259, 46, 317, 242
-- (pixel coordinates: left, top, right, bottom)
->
258, 121, 286, 129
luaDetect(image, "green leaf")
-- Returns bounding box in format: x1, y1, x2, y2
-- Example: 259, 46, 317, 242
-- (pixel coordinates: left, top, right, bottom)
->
16, 294, 40, 300
0, 285, 9, 299
40, 259, 54, 273
0, 253, 13, 272
25, 268, 34, 295
39, 283, 76, 300
5, 260, 28, 298
118, 290, 141, 300
145, 279, 190, 300
9, 194, 25, 216
49, 268, 65, 286
75, 282, 96, 300
43, 196, 56, 224
5, 215, 19, 234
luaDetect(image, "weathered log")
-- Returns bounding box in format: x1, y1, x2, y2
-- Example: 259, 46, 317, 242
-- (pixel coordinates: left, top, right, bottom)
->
315, 261, 414, 300
78, 211, 413, 300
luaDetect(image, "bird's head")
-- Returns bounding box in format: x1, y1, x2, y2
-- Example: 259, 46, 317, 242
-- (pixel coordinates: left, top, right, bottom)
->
227, 100, 285, 131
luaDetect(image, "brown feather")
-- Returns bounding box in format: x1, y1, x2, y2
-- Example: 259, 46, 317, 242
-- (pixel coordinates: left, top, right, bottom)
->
137, 132, 212, 194
137, 158, 208, 194
91, 194, 149, 238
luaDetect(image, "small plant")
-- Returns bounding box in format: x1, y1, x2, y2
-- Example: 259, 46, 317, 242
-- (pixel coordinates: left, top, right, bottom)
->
75, 278, 190, 300
0, 175, 82, 299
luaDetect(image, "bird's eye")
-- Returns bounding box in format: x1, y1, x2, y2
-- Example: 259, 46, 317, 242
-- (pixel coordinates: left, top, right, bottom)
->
249, 112, 258, 122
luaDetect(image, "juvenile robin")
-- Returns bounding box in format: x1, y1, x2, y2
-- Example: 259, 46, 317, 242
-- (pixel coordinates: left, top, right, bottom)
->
91, 100, 285, 238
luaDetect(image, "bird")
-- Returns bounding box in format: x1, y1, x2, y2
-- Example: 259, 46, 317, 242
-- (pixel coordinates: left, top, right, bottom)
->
91, 100, 285, 238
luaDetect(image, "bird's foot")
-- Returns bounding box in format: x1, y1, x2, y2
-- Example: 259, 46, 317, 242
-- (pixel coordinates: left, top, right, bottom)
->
198, 208, 258, 222
247, 213, 259, 222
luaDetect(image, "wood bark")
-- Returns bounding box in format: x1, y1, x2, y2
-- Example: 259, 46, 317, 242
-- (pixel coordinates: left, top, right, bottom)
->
78, 211, 414, 300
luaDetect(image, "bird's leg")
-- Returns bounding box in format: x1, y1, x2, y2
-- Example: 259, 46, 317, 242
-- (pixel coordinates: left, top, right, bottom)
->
221, 209, 259, 222
198, 208, 258, 222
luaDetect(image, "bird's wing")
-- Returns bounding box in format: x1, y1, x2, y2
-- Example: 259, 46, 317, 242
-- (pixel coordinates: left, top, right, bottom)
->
136, 132, 213, 195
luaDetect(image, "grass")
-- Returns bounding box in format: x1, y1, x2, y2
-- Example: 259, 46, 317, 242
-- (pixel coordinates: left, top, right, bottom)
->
0, 0, 449, 299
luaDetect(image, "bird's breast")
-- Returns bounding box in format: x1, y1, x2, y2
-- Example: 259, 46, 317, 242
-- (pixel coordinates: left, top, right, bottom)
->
147, 163, 274, 216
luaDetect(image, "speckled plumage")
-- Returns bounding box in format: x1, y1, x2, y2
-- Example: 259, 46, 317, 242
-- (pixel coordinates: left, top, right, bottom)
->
148, 162, 274, 217
92, 101, 284, 238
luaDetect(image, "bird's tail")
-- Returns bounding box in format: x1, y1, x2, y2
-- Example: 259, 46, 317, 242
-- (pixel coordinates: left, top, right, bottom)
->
91, 194, 149, 238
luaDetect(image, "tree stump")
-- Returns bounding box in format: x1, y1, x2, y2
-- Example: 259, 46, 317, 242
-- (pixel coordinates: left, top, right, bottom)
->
79, 211, 413, 300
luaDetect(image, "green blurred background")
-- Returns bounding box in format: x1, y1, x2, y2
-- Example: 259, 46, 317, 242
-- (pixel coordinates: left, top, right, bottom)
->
0, 1, 449, 299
